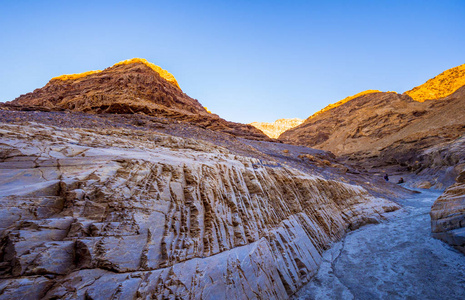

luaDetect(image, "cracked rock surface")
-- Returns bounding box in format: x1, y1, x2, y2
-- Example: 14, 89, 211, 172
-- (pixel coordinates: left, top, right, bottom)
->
0, 123, 399, 299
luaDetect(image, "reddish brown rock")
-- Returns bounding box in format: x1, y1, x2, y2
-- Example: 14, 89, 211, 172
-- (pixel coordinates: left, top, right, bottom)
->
2, 59, 271, 141
279, 84, 465, 187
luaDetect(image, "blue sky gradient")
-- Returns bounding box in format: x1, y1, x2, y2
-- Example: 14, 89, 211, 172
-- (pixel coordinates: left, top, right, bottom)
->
1, 0, 464, 123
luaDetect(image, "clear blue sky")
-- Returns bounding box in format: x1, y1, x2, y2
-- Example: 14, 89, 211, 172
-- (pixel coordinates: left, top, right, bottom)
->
1, 0, 464, 123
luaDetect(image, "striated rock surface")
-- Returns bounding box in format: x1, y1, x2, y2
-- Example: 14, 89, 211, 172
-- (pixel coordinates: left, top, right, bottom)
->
2, 58, 270, 142
250, 118, 304, 139
431, 169, 465, 253
0, 122, 399, 299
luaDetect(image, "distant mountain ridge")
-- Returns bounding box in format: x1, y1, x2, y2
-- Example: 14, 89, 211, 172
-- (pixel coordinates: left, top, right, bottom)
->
250, 118, 304, 139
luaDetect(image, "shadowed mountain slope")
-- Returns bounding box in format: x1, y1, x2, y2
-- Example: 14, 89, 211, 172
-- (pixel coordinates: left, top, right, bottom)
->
279, 64, 465, 187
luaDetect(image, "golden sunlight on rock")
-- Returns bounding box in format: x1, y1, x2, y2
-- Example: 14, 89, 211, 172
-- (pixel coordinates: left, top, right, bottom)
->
308, 90, 383, 120
406, 64, 465, 102
250, 118, 304, 139
51, 70, 102, 81
113, 58, 180, 89
51, 58, 181, 89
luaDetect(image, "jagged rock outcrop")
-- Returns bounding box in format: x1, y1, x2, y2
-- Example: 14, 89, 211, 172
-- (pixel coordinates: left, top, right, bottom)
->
1, 58, 270, 141
431, 169, 465, 254
250, 118, 304, 139
0, 122, 399, 299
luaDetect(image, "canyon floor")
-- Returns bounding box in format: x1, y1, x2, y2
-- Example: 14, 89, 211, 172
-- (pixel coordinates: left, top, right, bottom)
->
294, 189, 465, 300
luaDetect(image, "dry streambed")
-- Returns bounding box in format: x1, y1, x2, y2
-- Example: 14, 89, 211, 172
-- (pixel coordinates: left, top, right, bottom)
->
294, 189, 465, 299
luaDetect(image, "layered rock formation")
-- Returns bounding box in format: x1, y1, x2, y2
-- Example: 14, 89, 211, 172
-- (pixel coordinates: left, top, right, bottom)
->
431, 169, 465, 254
250, 118, 304, 139
2, 58, 270, 141
0, 122, 399, 299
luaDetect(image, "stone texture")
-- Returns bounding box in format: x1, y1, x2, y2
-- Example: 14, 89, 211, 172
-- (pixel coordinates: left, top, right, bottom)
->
431, 170, 465, 253
0, 122, 399, 299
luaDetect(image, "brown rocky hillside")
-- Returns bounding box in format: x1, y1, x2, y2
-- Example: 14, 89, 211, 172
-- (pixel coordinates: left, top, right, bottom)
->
2, 58, 271, 141
405, 63, 465, 102
279, 64, 465, 187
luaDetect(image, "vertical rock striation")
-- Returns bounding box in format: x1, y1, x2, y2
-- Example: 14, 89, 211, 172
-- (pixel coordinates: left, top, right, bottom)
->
0, 123, 399, 299
431, 170, 465, 254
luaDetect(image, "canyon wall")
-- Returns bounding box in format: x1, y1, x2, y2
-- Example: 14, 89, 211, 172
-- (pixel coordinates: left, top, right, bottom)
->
0, 122, 399, 299
431, 169, 465, 254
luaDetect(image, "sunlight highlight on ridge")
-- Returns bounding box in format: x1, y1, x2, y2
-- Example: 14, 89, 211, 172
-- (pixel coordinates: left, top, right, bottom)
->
113, 58, 180, 89
51, 58, 180, 89
405, 64, 465, 102
308, 90, 383, 119
51, 70, 102, 81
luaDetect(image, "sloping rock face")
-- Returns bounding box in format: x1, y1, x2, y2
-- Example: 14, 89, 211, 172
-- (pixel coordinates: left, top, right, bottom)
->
431, 170, 465, 254
0, 122, 399, 299
279, 64, 465, 187
405, 63, 465, 102
2, 59, 270, 141
279, 87, 465, 185
250, 118, 304, 139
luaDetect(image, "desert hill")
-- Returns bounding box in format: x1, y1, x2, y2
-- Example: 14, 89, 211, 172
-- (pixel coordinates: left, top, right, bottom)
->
250, 118, 304, 138
405, 63, 465, 102
2, 58, 271, 141
279, 64, 465, 188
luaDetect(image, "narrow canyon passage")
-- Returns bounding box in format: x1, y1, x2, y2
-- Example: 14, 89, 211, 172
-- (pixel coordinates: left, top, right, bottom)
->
294, 189, 465, 300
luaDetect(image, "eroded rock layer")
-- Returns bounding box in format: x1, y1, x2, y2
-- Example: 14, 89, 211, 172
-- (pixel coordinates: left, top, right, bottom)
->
431, 170, 465, 254
0, 122, 398, 299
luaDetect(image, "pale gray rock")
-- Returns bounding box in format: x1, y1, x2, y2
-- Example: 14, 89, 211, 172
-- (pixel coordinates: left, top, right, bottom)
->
431, 170, 465, 253
0, 122, 400, 299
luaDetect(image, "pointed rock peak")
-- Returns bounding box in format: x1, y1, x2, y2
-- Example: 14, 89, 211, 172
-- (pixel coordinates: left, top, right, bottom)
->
50, 58, 181, 89
405, 63, 465, 102
308, 90, 385, 120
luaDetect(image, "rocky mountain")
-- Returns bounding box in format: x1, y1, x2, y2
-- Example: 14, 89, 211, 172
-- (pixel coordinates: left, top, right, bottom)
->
0, 120, 404, 299
279, 64, 465, 188
2, 58, 271, 141
405, 63, 465, 102
250, 118, 304, 139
